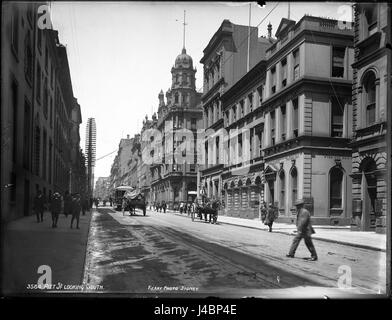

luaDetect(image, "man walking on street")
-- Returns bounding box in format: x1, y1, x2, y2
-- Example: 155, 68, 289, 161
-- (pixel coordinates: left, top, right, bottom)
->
265, 203, 278, 232
162, 201, 167, 213
33, 190, 45, 223
286, 199, 318, 261
260, 201, 267, 224
70, 193, 81, 229
50, 192, 62, 228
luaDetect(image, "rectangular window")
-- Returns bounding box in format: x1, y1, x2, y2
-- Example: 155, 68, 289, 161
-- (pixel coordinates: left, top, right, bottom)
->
331, 98, 344, 137
232, 106, 236, 122
240, 100, 244, 117
271, 66, 276, 94
238, 134, 242, 158
292, 98, 299, 137
258, 130, 263, 157
248, 93, 253, 112
281, 105, 286, 140
270, 111, 275, 145
257, 85, 263, 105
281, 58, 287, 87
216, 136, 219, 164
293, 49, 300, 80
225, 111, 229, 126
332, 47, 345, 78
366, 104, 376, 125
250, 128, 253, 158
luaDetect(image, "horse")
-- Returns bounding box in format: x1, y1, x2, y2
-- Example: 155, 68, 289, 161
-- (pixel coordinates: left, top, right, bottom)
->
196, 199, 221, 224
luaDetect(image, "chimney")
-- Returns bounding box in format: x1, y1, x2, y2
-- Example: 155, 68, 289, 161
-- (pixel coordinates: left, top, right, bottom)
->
267, 22, 272, 38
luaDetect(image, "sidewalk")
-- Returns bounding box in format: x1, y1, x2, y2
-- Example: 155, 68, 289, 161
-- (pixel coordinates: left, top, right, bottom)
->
2, 209, 93, 295
164, 209, 386, 252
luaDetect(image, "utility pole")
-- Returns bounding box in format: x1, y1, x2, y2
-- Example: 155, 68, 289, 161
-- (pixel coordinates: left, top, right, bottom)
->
183, 10, 187, 50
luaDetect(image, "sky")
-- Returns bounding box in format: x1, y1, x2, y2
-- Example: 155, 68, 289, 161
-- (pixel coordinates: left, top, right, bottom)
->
49, 1, 353, 183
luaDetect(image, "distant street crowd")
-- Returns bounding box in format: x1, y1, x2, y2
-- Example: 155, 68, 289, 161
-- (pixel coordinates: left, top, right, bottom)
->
33, 189, 93, 229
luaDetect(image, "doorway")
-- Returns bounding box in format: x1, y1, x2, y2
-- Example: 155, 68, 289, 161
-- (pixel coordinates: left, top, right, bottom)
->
361, 158, 377, 231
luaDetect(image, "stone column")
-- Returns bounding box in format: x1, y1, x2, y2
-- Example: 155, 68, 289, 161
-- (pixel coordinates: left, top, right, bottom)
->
375, 78, 380, 122
357, 86, 363, 130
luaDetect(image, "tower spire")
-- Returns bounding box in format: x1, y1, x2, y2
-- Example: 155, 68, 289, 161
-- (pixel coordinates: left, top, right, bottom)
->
182, 10, 187, 50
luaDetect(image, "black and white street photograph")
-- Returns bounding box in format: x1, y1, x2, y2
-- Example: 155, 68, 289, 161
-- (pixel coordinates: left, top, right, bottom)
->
1, 1, 391, 304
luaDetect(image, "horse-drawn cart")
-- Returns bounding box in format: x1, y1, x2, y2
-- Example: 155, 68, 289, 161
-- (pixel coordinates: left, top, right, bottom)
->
123, 190, 146, 216
191, 198, 221, 224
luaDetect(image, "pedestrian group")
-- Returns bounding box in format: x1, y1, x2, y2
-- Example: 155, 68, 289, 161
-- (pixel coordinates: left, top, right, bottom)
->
33, 189, 90, 229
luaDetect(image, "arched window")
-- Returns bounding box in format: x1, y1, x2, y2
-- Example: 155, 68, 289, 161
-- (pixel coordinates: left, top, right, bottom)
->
330, 166, 343, 209
363, 72, 376, 126
363, 5, 377, 35
279, 170, 285, 209
290, 167, 298, 206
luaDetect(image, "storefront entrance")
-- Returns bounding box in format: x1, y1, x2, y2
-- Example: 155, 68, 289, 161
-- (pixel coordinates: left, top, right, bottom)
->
361, 158, 377, 231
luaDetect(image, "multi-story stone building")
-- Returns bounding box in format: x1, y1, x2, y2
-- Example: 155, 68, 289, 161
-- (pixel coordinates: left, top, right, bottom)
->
128, 133, 141, 189
149, 47, 203, 209
261, 16, 354, 225
139, 114, 158, 204
108, 135, 135, 191
200, 19, 272, 201
220, 59, 267, 218
1, 3, 85, 221
94, 177, 110, 200
350, 3, 391, 233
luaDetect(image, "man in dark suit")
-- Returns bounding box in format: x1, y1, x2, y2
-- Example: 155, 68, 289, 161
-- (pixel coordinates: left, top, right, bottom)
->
33, 190, 45, 223
265, 203, 278, 232
286, 199, 318, 261
50, 192, 62, 228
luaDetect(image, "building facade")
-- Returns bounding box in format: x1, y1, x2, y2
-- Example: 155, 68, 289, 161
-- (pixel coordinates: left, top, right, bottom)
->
149, 47, 203, 209
108, 135, 135, 192
220, 60, 267, 219
260, 16, 354, 225
350, 3, 391, 233
94, 177, 110, 200
139, 114, 158, 204
1, 2, 85, 221
200, 20, 272, 203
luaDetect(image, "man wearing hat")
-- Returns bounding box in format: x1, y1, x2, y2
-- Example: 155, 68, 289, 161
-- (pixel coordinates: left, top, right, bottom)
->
286, 199, 318, 261
50, 192, 62, 228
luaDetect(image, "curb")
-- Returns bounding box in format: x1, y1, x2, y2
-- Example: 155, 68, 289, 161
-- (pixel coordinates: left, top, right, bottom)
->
81, 209, 94, 290
219, 221, 386, 253
164, 210, 385, 253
